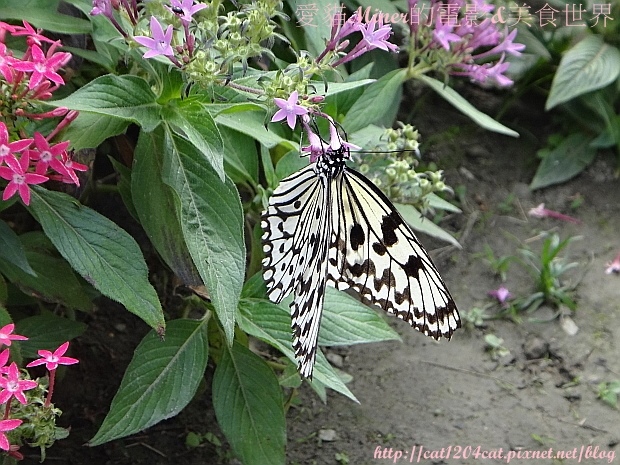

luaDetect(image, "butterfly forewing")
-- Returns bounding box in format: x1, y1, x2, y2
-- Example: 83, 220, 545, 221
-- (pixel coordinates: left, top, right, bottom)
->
262, 164, 331, 377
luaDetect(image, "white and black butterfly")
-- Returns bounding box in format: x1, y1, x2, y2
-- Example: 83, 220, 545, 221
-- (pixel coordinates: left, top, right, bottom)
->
261, 120, 460, 378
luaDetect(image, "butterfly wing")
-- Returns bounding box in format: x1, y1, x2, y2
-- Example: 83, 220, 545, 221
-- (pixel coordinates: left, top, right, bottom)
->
327, 166, 460, 339
262, 164, 331, 378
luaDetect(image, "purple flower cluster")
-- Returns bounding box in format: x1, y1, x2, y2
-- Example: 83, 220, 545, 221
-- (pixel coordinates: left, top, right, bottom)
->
409, 0, 524, 87
316, 9, 399, 67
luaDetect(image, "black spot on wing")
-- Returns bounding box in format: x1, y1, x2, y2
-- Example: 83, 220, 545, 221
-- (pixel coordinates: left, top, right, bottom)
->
380, 211, 401, 246
402, 254, 423, 278
372, 241, 387, 256
350, 223, 365, 251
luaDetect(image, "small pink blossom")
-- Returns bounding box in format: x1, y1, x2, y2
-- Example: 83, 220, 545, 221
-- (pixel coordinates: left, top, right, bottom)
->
360, 17, 399, 52
0, 363, 38, 405
271, 91, 308, 130
0, 152, 48, 205
528, 203, 580, 224
26, 341, 79, 371
29, 132, 71, 176
432, 19, 461, 51
0, 122, 32, 172
0, 324, 28, 348
0, 43, 15, 83
11, 44, 71, 89
90, 0, 114, 17
0, 419, 22, 452
488, 285, 512, 306
167, 0, 207, 24
301, 115, 359, 163
605, 252, 620, 275
0, 349, 10, 374
134, 16, 175, 59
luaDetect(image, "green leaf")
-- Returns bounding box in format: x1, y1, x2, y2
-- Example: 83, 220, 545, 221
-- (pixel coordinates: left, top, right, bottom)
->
318, 79, 376, 98
108, 157, 139, 221
395, 204, 460, 247
285, 0, 332, 56
546, 35, 620, 110
0, 237, 93, 312
241, 272, 268, 300
213, 341, 286, 465
530, 133, 596, 190
27, 188, 164, 331
90, 319, 209, 445
61, 112, 130, 151
16, 313, 87, 359
426, 193, 462, 213
220, 126, 259, 186
216, 109, 293, 150
0, 0, 91, 34
318, 287, 400, 346
52, 75, 161, 132
237, 299, 357, 401
132, 129, 202, 286
275, 149, 307, 180
343, 69, 406, 133
162, 100, 225, 182
417, 75, 520, 137
0, 221, 35, 276
161, 130, 245, 344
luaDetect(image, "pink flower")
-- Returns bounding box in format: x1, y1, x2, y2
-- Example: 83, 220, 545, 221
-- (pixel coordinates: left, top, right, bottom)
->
0, 349, 10, 375
271, 91, 308, 130
0, 419, 22, 451
134, 16, 175, 58
26, 341, 79, 371
0, 324, 28, 348
0, 122, 32, 172
29, 132, 71, 176
360, 18, 399, 52
605, 252, 620, 275
59, 155, 89, 186
0, 43, 15, 83
528, 203, 580, 224
484, 56, 513, 87
432, 19, 461, 51
11, 44, 71, 89
90, 0, 114, 17
167, 0, 207, 24
0, 363, 38, 405
301, 115, 359, 163
0, 152, 48, 205
488, 285, 512, 306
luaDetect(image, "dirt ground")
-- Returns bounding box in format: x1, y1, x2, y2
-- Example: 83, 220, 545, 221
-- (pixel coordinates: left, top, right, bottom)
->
20, 90, 620, 465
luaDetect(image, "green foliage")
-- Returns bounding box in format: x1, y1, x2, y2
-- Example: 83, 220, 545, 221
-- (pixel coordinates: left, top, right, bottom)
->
518, 233, 580, 312
476, 244, 514, 282
597, 380, 620, 409
516, 5, 620, 188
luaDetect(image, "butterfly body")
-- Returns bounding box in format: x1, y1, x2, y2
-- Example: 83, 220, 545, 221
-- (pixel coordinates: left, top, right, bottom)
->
262, 137, 460, 378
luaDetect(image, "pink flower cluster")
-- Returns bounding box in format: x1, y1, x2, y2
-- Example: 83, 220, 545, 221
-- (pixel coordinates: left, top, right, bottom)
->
92, 0, 206, 66
409, 0, 524, 87
317, 9, 399, 67
0, 22, 85, 206
0, 324, 78, 459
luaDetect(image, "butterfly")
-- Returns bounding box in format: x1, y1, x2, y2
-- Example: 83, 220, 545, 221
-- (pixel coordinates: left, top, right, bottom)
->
261, 118, 460, 378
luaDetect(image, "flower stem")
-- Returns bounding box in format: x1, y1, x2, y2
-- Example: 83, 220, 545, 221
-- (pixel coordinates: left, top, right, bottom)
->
44, 369, 56, 407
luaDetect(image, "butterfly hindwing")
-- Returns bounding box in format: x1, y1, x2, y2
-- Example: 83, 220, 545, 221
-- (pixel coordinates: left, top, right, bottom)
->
327, 167, 460, 340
